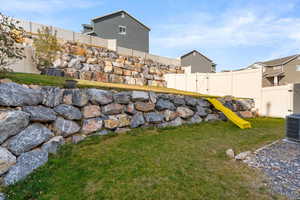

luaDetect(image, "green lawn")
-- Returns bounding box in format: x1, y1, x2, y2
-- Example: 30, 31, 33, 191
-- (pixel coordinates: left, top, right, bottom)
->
4, 118, 285, 200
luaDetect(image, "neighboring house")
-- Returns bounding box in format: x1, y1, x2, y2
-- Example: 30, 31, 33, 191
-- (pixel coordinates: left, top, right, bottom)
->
180, 50, 216, 73
248, 54, 300, 87
82, 10, 150, 53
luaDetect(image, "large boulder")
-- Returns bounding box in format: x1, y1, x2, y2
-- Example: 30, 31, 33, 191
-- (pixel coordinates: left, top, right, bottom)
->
125, 103, 136, 115
144, 112, 164, 124
0, 83, 42, 106
53, 117, 80, 137
187, 114, 203, 124
0, 111, 30, 144
130, 112, 145, 128
131, 91, 149, 102
82, 118, 103, 134
87, 89, 113, 105
23, 106, 57, 122
159, 117, 183, 128
205, 114, 220, 122
63, 89, 89, 107
172, 97, 185, 106
184, 96, 198, 107
196, 105, 208, 117
7, 123, 54, 155
135, 102, 155, 112
54, 104, 82, 120
41, 136, 65, 154
102, 103, 123, 115
177, 107, 194, 119
82, 105, 101, 118
104, 119, 119, 129
198, 99, 210, 107
4, 149, 48, 185
149, 92, 157, 103
110, 114, 131, 127
164, 110, 178, 121
113, 92, 131, 104
0, 147, 16, 175
155, 99, 176, 111
41, 87, 63, 107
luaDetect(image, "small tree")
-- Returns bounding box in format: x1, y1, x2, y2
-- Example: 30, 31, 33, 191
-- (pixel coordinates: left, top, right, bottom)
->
33, 27, 61, 71
0, 12, 25, 72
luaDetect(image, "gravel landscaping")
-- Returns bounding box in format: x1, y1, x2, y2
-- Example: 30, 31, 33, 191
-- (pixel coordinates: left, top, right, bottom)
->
245, 139, 300, 199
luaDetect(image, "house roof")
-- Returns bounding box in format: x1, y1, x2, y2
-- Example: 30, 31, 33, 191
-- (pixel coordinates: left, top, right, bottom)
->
82, 24, 93, 28
258, 54, 300, 67
91, 10, 151, 31
180, 50, 213, 62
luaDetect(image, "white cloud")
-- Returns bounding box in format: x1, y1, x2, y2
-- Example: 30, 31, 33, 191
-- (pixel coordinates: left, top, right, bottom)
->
151, 5, 300, 60
0, 0, 102, 13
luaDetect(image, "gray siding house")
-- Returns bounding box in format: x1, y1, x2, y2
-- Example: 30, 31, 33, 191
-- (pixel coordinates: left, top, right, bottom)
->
248, 54, 300, 87
82, 10, 150, 53
181, 50, 216, 73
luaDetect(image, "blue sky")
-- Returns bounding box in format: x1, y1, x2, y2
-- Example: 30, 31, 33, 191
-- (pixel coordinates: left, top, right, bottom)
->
2, 0, 300, 71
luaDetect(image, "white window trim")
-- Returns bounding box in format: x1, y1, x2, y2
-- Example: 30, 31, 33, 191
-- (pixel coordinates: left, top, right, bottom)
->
296, 65, 300, 71
118, 25, 126, 35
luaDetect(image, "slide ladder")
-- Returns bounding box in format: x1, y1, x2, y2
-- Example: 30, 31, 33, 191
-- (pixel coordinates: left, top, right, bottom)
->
206, 98, 251, 129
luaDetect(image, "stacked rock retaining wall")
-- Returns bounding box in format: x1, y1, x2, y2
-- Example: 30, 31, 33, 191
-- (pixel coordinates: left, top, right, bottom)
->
42, 42, 184, 87
0, 81, 255, 185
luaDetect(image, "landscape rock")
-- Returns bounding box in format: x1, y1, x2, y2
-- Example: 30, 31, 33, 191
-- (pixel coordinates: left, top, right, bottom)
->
115, 128, 131, 134
131, 91, 149, 102
7, 123, 54, 155
235, 151, 252, 161
198, 99, 210, 107
226, 149, 235, 159
4, 149, 48, 185
41, 136, 65, 154
82, 105, 101, 118
172, 97, 185, 106
53, 117, 80, 137
0, 111, 30, 144
0, 147, 16, 175
87, 89, 113, 105
0, 83, 42, 106
205, 114, 220, 122
159, 117, 183, 128
41, 87, 63, 107
125, 103, 136, 115
54, 104, 82, 120
195, 105, 208, 117
185, 96, 198, 107
113, 92, 131, 104
130, 112, 145, 128
102, 103, 123, 115
155, 99, 176, 111
187, 114, 203, 124
104, 119, 119, 129
144, 112, 164, 124
82, 118, 103, 134
113, 114, 130, 127
239, 111, 253, 118
163, 110, 178, 121
135, 102, 155, 112
23, 106, 57, 122
63, 89, 89, 107
177, 107, 194, 119
149, 92, 157, 103
72, 135, 86, 144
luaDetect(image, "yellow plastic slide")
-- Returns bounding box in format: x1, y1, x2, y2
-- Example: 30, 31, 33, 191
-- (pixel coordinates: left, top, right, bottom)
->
206, 98, 251, 129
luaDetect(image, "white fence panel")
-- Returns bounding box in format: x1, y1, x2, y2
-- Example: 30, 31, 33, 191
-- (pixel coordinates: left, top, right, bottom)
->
91, 36, 108, 47
52, 27, 74, 41
260, 85, 293, 118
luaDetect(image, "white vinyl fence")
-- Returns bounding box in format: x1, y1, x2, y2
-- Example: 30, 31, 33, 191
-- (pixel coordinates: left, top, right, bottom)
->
165, 69, 296, 118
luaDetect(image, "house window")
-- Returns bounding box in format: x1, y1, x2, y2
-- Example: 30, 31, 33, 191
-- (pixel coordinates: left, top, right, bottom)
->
296, 65, 300, 71
119, 26, 126, 35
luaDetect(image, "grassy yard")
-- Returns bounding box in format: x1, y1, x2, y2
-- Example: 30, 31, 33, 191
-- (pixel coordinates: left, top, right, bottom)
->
4, 118, 285, 200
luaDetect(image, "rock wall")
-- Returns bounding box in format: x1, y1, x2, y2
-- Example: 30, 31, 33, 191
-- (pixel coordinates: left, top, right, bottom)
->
0, 81, 255, 185
42, 42, 184, 87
